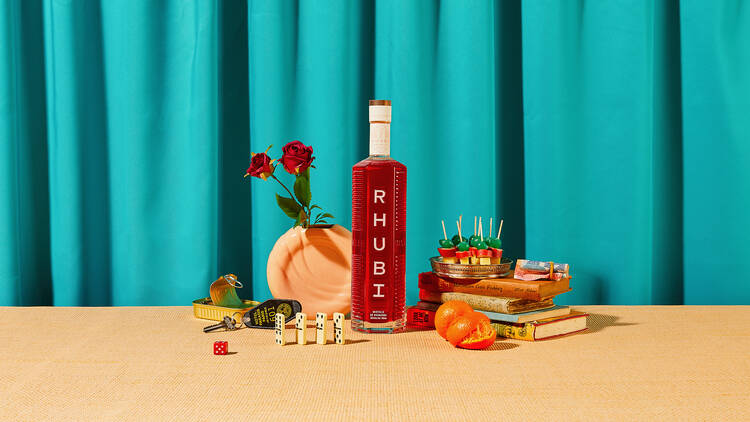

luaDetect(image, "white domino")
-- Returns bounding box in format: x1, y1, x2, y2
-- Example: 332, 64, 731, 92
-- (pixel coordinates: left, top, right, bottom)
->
275, 313, 285, 346
295, 312, 307, 345
316, 312, 327, 345
333, 312, 345, 345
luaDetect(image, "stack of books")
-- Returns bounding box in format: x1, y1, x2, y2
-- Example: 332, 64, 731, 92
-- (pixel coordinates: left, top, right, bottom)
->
415, 272, 587, 341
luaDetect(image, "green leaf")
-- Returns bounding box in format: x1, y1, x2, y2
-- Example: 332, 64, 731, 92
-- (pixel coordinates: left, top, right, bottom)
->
293, 210, 304, 228
293, 210, 302, 227
275, 194, 302, 219
317, 220, 328, 225
293, 176, 311, 207
318, 213, 334, 220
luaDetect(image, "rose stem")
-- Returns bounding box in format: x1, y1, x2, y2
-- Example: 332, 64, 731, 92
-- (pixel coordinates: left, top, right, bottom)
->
270, 174, 308, 224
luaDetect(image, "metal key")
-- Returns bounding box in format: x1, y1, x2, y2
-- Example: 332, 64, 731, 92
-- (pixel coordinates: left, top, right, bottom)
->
203, 316, 237, 333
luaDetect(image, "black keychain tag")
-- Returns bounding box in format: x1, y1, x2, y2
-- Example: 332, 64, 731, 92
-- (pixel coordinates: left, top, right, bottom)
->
242, 299, 302, 329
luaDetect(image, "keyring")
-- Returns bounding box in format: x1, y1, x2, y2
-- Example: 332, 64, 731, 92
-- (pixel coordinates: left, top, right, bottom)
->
224, 274, 244, 289
231, 312, 245, 329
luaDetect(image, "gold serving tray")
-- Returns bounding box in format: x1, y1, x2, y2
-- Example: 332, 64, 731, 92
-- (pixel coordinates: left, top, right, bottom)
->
429, 256, 513, 283
192, 297, 260, 322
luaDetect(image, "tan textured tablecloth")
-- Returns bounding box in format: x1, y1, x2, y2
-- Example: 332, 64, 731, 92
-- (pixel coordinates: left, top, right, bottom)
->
0, 306, 748, 421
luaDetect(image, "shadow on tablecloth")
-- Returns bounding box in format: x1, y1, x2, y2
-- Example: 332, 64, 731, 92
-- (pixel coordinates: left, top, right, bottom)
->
586, 313, 637, 334
486, 341, 519, 351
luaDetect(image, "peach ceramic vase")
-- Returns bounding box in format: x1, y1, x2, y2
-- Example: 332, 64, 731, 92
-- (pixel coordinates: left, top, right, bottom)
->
266, 224, 352, 317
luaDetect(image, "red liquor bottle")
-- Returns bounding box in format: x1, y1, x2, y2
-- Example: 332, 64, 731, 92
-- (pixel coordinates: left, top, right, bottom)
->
351, 100, 406, 333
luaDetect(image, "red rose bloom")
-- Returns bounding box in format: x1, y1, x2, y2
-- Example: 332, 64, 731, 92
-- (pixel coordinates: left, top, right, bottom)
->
245, 152, 275, 180
279, 141, 315, 175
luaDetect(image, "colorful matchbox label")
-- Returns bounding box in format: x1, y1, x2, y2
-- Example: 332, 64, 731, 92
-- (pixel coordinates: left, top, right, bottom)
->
407, 304, 437, 329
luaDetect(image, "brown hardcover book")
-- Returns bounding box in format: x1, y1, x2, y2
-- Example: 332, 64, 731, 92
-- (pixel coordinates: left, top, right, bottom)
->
418, 272, 571, 301
418, 289, 555, 314
491, 311, 588, 341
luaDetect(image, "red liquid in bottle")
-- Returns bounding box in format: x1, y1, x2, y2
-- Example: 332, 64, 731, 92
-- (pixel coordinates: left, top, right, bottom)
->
351, 101, 406, 333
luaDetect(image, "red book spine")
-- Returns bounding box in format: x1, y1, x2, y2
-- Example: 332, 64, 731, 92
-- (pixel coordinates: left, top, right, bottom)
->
418, 289, 441, 303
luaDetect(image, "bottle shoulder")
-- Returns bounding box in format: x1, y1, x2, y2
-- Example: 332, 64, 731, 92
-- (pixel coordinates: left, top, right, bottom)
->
353, 157, 406, 170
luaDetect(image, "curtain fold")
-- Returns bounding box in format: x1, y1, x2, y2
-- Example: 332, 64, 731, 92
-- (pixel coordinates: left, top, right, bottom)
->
2, 0, 251, 305
681, 0, 750, 304
1, 0, 51, 305
521, 0, 685, 304
1, 0, 748, 306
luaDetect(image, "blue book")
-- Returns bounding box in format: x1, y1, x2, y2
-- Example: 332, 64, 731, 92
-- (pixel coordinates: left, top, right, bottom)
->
479, 305, 570, 324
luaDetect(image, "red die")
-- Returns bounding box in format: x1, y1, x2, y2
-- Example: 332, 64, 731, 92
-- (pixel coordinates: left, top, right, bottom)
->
213, 341, 228, 355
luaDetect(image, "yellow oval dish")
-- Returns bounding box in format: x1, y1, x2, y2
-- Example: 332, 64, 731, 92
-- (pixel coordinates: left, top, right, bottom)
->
192, 297, 261, 322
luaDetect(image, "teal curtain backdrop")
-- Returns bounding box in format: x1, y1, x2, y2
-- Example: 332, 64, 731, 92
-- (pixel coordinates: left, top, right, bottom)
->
1, 0, 748, 306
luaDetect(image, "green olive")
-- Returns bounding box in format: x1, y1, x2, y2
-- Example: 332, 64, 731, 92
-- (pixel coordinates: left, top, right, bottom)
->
469, 237, 481, 248
439, 239, 454, 248
487, 237, 502, 249
451, 234, 464, 246
476, 241, 488, 250
457, 241, 470, 251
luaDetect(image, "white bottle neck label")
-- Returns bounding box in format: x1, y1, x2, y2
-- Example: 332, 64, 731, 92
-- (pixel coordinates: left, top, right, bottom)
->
369, 105, 391, 122
370, 123, 390, 156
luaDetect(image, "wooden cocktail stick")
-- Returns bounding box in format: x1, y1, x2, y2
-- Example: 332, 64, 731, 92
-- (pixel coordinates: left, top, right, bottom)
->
489, 218, 493, 239
441, 220, 448, 240
474, 216, 477, 237
497, 219, 504, 238
456, 220, 463, 242
479, 217, 483, 241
